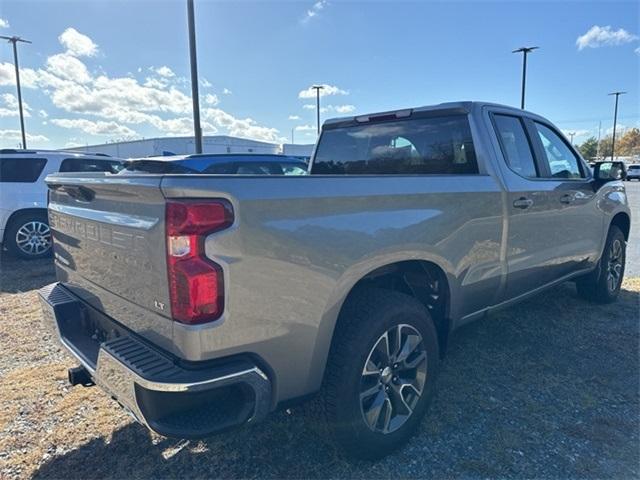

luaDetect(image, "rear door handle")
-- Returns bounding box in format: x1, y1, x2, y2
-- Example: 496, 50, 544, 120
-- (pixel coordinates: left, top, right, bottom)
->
513, 197, 534, 209
560, 193, 574, 204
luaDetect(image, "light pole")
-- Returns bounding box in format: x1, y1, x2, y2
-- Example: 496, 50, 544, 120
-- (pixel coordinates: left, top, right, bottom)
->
608, 91, 626, 161
312, 85, 324, 135
291, 127, 295, 144
512, 46, 538, 109
187, 0, 203, 153
568, 132, 576, 145
1, 35, 31, 149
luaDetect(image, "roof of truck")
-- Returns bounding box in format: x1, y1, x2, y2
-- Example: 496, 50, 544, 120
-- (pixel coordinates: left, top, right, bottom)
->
323, 101, 533, 126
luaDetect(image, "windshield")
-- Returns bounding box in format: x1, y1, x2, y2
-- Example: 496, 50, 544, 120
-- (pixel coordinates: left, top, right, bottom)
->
122, 155, 308, 175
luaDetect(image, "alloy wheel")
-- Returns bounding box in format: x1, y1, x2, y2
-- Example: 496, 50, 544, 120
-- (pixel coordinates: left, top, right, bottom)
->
15, 221, 51, 256
359, 324, 428, 434
606, 238, 623, 292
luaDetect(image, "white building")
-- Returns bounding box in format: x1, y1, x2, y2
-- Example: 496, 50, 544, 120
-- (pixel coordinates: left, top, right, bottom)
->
69, 135, 314, 159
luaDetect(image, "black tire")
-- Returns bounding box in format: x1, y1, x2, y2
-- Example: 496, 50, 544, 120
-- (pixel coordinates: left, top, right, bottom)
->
4, 211, 52, 260
576, 225, 625, 303
322, 287, 440, 460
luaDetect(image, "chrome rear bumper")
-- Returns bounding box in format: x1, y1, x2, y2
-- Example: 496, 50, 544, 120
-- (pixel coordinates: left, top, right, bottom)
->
39, 282, 272, 438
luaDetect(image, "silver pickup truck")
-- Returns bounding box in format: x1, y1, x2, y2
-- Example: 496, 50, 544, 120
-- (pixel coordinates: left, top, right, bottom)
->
40, 102, 630, 459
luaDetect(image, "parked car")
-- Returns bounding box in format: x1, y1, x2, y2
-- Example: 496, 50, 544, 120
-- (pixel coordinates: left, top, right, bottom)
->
39, 102, 630, 459
0, 149, 124, 259
121, 153, 309, 175
626, 164, 640, 181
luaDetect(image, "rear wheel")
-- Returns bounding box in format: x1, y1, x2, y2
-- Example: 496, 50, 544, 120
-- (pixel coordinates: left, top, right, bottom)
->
5, 212, 52, 259
576, 225, 625, 303
322, 288, 440, 460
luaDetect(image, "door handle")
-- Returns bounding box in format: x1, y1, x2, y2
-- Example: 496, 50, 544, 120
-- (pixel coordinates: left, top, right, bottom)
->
513, 197, 534, 209
560, 193, 574, 204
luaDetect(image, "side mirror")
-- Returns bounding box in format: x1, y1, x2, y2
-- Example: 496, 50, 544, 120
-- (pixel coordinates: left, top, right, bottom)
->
594, 161, 626, 183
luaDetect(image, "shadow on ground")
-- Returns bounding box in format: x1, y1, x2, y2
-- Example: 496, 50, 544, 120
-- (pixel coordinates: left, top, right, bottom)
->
0, 254, 55, 294
31, 282, 640, 479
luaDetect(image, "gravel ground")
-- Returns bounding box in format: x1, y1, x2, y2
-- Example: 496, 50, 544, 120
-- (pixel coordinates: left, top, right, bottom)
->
0, 253, 639, 479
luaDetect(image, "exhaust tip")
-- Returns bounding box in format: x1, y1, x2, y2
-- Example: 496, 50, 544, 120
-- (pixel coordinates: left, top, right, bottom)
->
68, 366, 95, 387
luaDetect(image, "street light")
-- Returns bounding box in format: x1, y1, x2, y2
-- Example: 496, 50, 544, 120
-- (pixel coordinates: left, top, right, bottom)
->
1, 35, 31, 149
187, 0, 203, 154
568, 132, 576, 145
312, 85, 324, 135
608, 91, 626, 161
512, 46, 538, 110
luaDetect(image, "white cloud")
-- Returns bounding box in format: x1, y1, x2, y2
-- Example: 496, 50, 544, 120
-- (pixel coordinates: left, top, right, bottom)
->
0, 28, 284, 145
576, 25, 639, 50
333, 104, 355, 114
46, 53, 92, 83
295, 124, 316, 132
52, 118, 137, 137
202, 108, 282, 142
153, 66, 175, 78
0, 62, 39, 88
0, 129, 48, 142
39, 109, 48, 118
636, 46, 640, 55
0, 18, 9, 28
288, 115, 301, 120
201, 77, 212, 88
204, 93, 219, 105
222, 88, 232, 95
561, 129, 591, 140
303, 0, 328, 22
303, 104, 316, 110
299, 83, 348, 99
59, 28, 98, 57
0, 93, 31, 117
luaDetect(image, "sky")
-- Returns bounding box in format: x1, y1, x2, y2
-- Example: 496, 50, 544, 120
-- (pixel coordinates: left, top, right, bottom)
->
0, 0, 638, 149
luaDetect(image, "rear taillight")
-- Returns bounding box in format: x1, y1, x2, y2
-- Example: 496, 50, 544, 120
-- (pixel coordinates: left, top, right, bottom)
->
166, 200, 233, 324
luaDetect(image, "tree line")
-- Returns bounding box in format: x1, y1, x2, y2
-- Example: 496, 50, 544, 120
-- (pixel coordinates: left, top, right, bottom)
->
576, 128, 640, 161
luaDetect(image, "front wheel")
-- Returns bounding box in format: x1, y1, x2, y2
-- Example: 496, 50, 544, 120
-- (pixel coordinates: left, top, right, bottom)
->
576, 225, 626, 303
322, 288, 440, 460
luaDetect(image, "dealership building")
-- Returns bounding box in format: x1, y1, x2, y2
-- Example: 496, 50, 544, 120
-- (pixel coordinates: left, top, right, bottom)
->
69, 135, 315, 159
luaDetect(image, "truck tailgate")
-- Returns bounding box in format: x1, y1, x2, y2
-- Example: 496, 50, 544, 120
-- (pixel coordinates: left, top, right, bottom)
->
46, 173, 174, 352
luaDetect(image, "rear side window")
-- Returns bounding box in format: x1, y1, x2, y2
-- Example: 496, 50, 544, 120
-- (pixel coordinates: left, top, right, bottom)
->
0, 157, 47, 182
59, 157, 123, 173
312, 115, 478, 175
534, 123, 585, 179
492, 114, 538, 178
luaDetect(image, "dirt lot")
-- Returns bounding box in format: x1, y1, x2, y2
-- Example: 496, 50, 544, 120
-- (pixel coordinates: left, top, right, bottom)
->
0, 254, 639, 479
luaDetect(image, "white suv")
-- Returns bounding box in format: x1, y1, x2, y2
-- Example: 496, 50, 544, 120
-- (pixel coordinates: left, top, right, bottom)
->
0, 149, 124, 259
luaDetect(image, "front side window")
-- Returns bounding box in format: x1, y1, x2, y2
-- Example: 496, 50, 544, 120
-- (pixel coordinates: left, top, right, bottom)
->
534, 123, 584, 179
492, 114, 538, 178
0, 158, 47, 182
312, 114, 478, 175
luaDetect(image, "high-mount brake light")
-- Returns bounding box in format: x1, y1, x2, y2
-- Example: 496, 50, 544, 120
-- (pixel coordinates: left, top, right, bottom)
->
166, 200, 233, 325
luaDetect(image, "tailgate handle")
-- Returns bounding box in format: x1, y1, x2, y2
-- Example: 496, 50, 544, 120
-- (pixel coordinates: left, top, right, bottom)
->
51, 184, 95, 202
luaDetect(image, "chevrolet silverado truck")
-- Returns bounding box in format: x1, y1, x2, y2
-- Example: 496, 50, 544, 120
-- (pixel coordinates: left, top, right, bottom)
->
39, 102, 630, 459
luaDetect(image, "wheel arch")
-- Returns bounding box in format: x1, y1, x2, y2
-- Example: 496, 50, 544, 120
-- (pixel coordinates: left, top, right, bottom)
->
3, 208, 49, 244
306, 257, 454, 396
610, 212, 630, 241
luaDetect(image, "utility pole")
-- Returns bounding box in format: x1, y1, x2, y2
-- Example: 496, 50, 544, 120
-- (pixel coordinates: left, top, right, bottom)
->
596, 121, 602, 160
512, 46, 538, 109
568, 132, 576, 145
1, 35, 31, 149
187, 0, 203, 153
608, 91, 626, 161
312, 85, 324, 135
